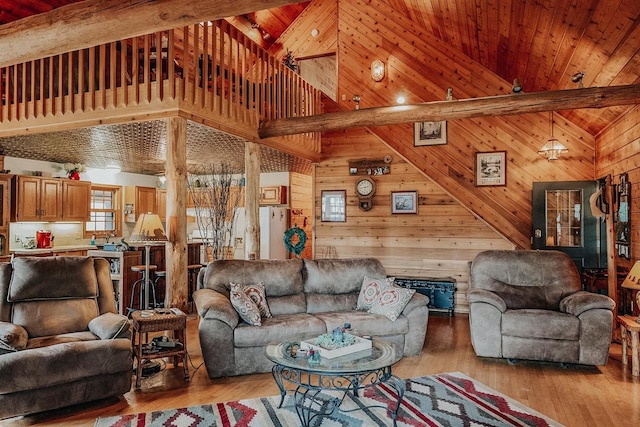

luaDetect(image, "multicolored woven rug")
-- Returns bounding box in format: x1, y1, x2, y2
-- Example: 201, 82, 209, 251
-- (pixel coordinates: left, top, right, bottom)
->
95, 372, 563, 427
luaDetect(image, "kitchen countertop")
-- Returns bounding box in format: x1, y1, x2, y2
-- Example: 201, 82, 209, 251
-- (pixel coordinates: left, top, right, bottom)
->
10, 245, 98, 255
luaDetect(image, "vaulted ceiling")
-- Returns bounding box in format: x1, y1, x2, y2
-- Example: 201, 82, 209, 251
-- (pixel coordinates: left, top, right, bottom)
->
0, 0, 638, 174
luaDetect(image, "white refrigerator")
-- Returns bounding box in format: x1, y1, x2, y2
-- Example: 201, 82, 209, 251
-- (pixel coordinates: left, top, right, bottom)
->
234, 207, 289, 259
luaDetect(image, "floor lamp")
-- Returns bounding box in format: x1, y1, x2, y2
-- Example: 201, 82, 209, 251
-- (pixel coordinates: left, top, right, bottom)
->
129, 213, 167, 310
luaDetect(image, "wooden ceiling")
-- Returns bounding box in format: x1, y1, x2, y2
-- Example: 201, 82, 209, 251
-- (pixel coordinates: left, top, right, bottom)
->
0, 0, 638, 174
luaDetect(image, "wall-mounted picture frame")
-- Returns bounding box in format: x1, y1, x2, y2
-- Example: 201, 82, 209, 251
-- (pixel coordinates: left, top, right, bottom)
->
475, 151, 507, 186
391, 191, 418, 214
321, 190, 346, 222
414, 121, 447, 146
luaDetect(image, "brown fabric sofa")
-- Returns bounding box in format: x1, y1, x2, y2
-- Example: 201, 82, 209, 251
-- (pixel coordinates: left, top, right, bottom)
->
194, 258, 430, 378
468, 250, 615, 365
0, 257, 132, 420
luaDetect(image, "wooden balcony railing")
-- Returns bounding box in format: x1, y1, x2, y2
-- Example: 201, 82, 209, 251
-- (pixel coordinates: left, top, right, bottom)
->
0, 21, 321, 154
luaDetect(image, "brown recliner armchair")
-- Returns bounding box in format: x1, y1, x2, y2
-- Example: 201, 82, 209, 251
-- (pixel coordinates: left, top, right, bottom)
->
468, 250, 615, 365
0, 257, 132, 420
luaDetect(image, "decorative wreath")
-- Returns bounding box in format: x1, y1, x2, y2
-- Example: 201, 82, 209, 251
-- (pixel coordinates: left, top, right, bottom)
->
283, 226, 307, 257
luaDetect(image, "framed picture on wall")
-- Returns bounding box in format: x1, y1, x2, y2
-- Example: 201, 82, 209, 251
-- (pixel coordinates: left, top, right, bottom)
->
475, 151, 507, 186
321, 190, 346, 222
414, 121, 447, 146
391, 191, 418, 214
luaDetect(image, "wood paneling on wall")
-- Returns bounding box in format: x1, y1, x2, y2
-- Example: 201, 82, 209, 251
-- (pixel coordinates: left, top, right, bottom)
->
289, 172, 313, 259
268, 0, 337, 59
317, 127, 515, 312
335, 0, 595, 249
596, 105, 640, 269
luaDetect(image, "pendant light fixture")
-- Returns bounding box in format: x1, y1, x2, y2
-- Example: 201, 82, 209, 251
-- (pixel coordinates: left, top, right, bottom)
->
538, 112, 568, 160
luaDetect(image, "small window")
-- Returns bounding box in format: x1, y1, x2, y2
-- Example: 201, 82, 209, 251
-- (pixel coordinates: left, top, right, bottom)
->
85, 185, 122, 238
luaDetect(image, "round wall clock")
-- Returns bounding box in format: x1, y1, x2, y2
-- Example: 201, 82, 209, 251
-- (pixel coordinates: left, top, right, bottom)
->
355, 177, 376, 211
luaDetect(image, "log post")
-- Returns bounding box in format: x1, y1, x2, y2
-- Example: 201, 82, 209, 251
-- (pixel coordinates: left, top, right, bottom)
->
245, 141, 260, 259
165, 116, 188, 311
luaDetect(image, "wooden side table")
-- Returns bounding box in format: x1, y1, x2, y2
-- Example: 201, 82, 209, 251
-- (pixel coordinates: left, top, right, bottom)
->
131, 310, 189, 388
617, 315, 640, 377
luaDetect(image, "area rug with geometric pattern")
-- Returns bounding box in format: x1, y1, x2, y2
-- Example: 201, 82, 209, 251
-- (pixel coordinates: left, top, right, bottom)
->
95, 372, 564, 427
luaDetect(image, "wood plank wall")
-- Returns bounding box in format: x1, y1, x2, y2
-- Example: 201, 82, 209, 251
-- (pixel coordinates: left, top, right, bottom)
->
316, 126, 515, 312
596, 104, 640, 270
289, 172, 313, 259
332, 0, 595, 249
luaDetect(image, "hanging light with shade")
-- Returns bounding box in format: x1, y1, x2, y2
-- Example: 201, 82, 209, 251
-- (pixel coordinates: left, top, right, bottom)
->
538, 112, 568, 160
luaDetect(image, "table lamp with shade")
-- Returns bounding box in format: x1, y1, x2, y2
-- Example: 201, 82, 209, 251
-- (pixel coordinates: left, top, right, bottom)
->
621, 260, 640, 322
128, 213, 167, 310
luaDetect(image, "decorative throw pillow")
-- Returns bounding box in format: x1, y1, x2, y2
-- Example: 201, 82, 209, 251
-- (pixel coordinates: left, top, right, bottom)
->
230, 287, 262, 326
0, 322, 28, 355
88, 312, 130, 340
356, 276, 395, 311
231, 282, 272, 318
368, 285, 415, 321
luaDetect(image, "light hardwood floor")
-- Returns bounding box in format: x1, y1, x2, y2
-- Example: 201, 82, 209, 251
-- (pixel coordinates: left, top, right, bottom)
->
3, 314, 640, 426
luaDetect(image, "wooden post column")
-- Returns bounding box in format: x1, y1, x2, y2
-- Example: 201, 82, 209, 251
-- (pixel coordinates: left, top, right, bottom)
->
165, 116, 188, 311
245, 141, 260, 259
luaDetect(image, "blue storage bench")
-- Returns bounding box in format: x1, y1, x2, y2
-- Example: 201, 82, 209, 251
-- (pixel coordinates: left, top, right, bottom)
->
394, 277, 456, 316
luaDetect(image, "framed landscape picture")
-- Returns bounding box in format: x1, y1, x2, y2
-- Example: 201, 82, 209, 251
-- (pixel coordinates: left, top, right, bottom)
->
391, 191, 417, 214
414, 121, 447, 146
475, 151, 507, 186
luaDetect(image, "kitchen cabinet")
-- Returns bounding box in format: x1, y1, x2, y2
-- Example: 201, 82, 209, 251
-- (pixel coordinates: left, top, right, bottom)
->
260, 185, 287, 205
62, 180, 91, 221
11, 175, 62, 221
157, 189, 166, 221
0, 175, 11, 257
88, 249, 143, 315
125, 186, 165, 222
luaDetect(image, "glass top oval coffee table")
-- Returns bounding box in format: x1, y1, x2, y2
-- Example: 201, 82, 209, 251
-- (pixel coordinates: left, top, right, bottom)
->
265, 334, 405, 427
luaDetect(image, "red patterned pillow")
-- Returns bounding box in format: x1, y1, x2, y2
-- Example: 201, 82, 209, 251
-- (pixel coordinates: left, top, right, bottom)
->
231, 282, 272, 319
368, 285, 415, 321
230, 287, 261, 326
356, 276, 395, 310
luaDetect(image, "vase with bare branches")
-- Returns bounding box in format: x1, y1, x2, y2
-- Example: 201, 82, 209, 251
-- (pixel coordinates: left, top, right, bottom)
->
188, 163, 244, 262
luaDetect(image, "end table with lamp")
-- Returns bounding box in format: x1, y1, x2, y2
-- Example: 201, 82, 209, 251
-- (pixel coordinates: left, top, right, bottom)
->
127, 212, 168, 312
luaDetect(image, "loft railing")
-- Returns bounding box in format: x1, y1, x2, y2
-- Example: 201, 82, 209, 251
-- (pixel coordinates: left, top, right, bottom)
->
0, 21, 321, 153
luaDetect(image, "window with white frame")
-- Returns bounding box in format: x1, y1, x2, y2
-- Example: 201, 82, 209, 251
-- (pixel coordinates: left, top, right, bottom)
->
85, 185, 122, 238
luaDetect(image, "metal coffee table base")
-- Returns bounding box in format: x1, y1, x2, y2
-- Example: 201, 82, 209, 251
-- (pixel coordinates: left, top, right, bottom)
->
272, 364, 405, 427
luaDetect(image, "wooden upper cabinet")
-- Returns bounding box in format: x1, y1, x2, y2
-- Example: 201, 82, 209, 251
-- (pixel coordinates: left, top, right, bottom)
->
135, 186, 157, 218
62, 180, 91, 221
0, 175, 12, 231
156, 189, 166, 221
12, 176, 62, 221
260, 186, 286, 205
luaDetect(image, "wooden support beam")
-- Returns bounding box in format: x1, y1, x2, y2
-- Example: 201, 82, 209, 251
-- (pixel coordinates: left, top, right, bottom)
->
0, 0, 300, 68
165, 116, 188, 312
244, 141, 260, 259
258, 85, 640, 138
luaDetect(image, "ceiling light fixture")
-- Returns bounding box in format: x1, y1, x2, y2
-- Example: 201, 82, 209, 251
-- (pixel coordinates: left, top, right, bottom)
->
512, 78, 523, 93
370, 59, 385, 82
538, 112, 568, 160
311, 28, 319, 37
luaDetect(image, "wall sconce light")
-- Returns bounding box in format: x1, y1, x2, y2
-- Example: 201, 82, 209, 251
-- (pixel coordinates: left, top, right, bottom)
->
571, 71, 585, 88
370, 59, 385, 82
352, 94, 361, 109
538, 112, 568, 160
512, 78, 523, 93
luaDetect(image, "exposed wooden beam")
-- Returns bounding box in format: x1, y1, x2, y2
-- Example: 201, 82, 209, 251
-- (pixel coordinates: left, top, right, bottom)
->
258, 84, 640, 138
0, 0, 300, 68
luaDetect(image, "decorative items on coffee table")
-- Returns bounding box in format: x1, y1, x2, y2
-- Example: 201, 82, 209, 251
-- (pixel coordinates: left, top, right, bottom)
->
266, 335, 404, 427
300, 326, 372, 359
131, 308, 189, 388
